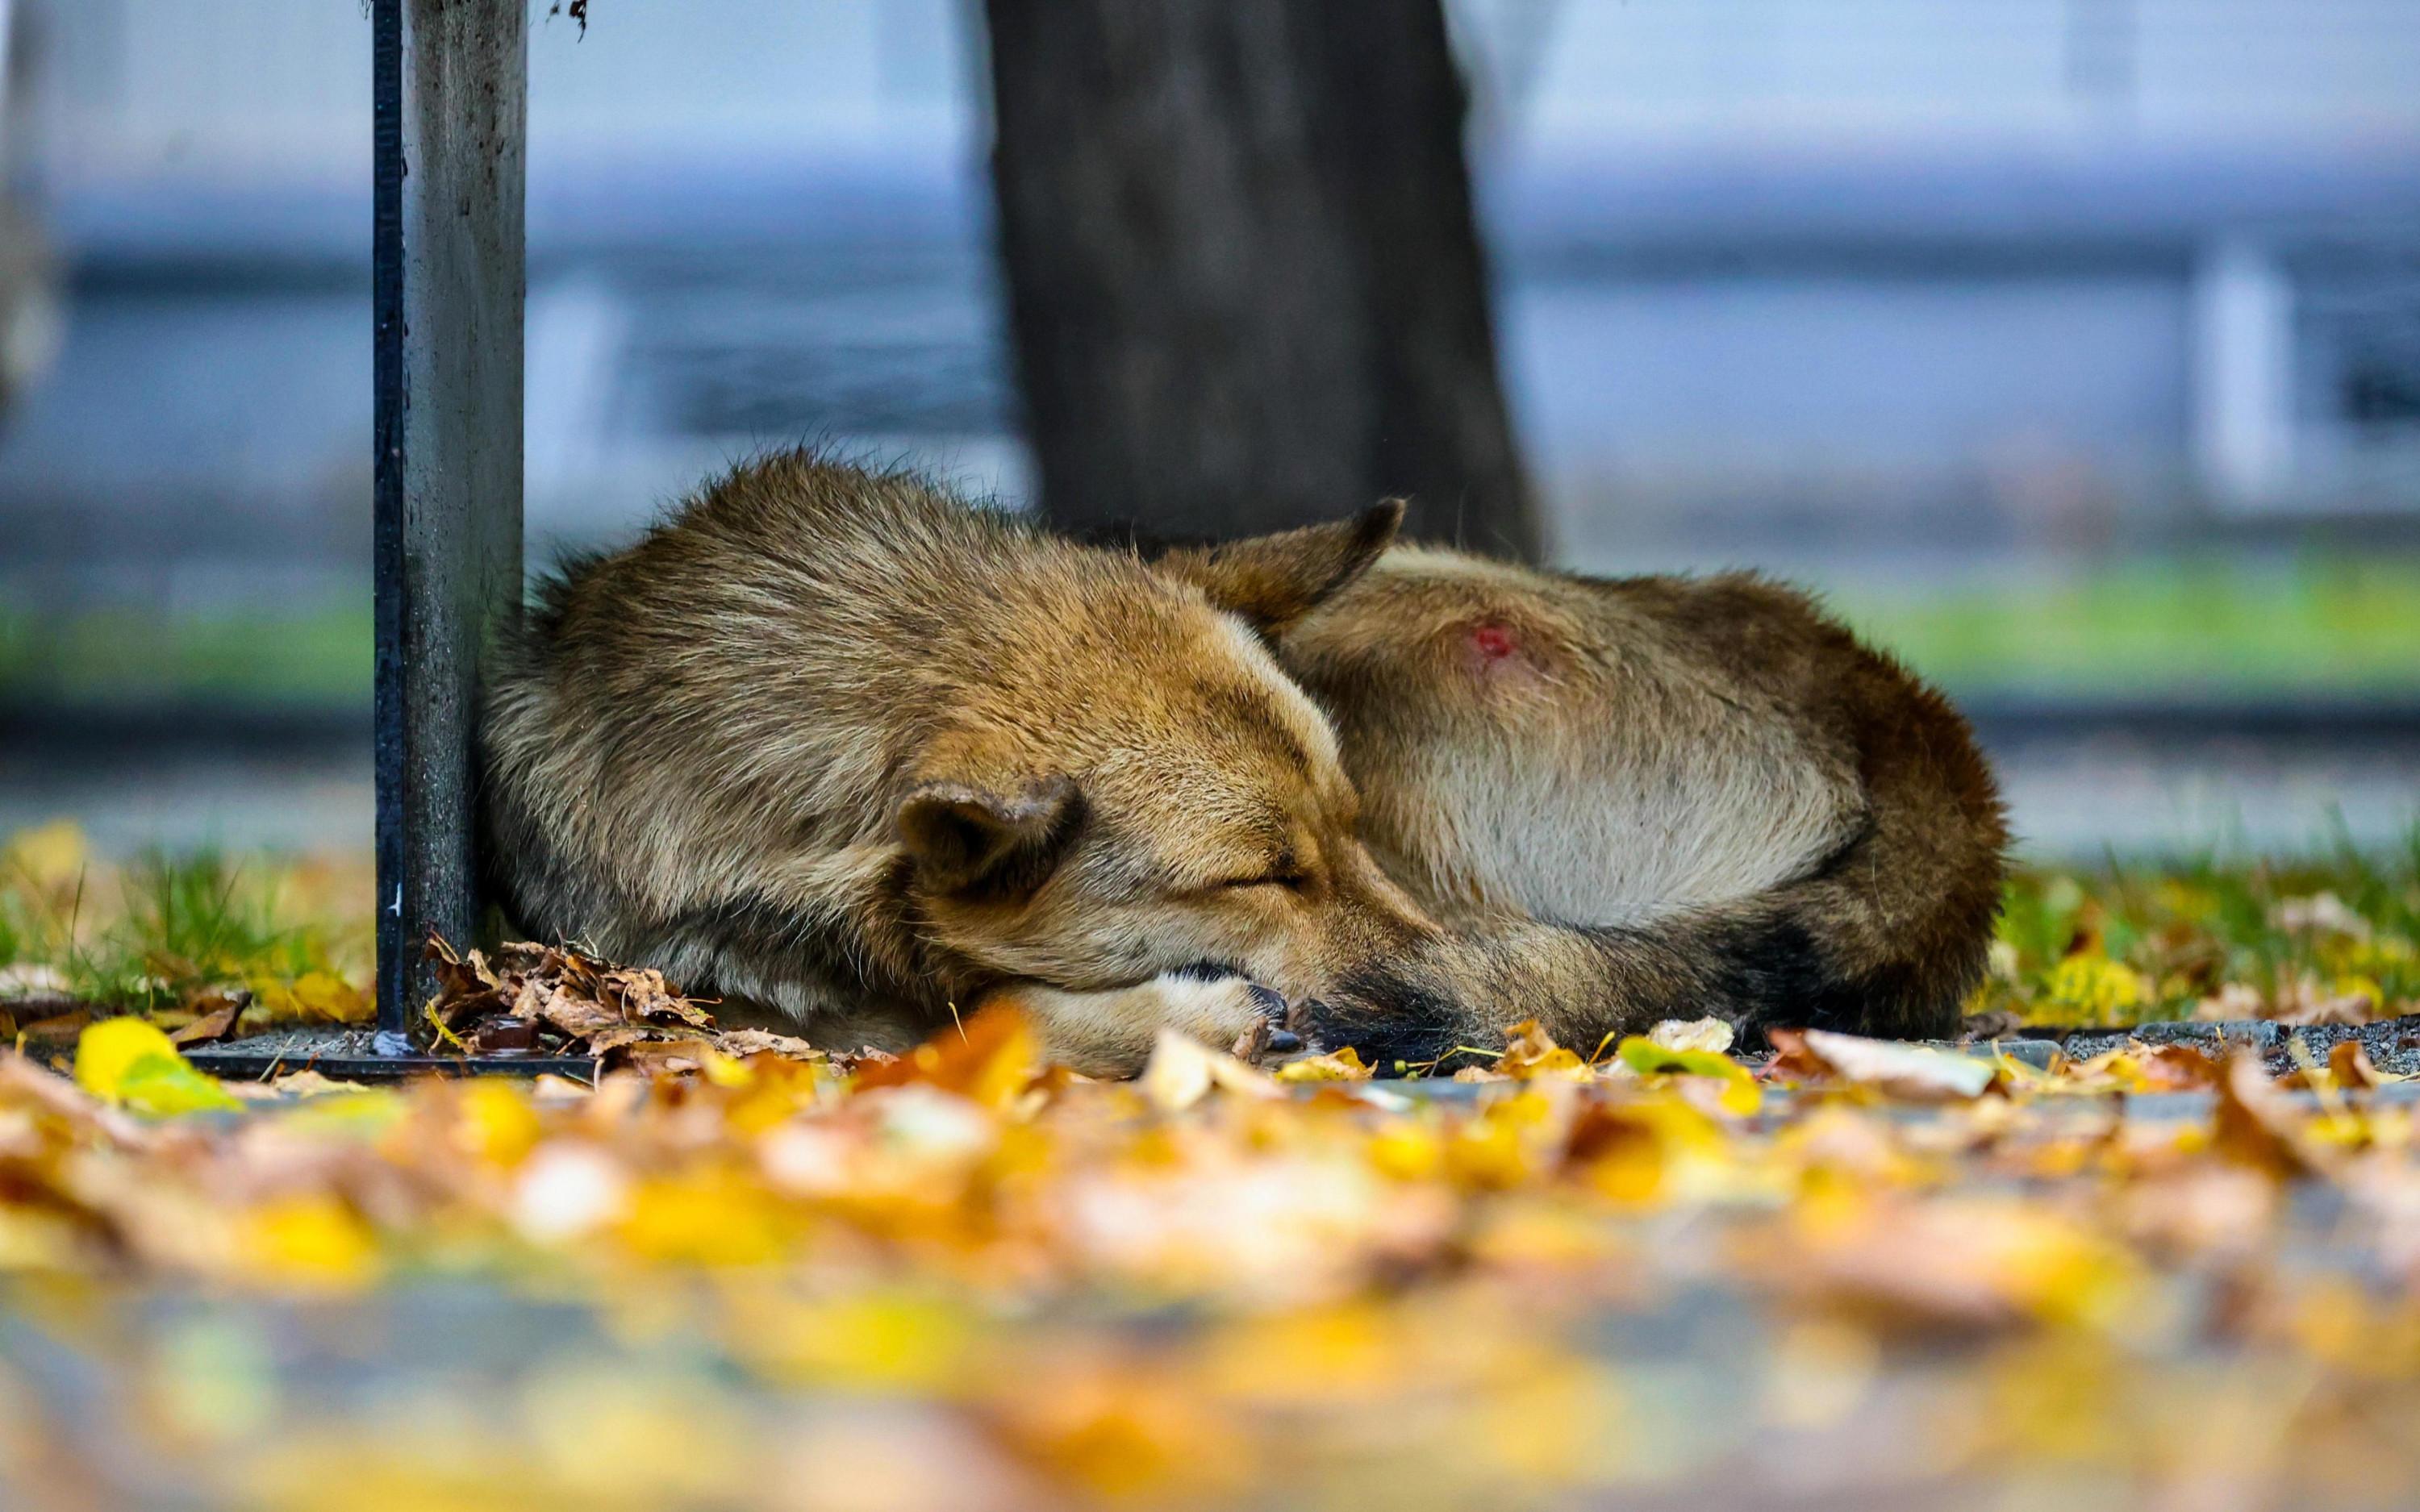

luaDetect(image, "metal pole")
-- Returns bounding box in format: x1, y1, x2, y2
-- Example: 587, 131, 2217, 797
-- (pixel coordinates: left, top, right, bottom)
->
373, 0, 528, 1048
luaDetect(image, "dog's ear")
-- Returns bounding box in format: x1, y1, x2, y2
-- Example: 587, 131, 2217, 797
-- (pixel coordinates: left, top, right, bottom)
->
1157, 501, 1404, 635
896, 776, 1083, 898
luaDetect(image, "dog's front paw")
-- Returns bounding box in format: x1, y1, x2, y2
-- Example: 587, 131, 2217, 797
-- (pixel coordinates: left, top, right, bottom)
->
1151, 972, 1301, 1063
991, 970, 1299, 1077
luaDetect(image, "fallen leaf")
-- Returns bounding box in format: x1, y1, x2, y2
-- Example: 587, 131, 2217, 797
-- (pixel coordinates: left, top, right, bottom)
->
1614, 1036, 1761, 1113
250, 970, 371, 1027
2330, 1039, 2385, 1090
1771, 1198, 2134, 1333
265, 1069, 367, 1098
1272, 1046, 1374, 1083
168, 994, 244, 1048
18, 1006, 94, 1048
2134, 1043, 2224, 1090
1646, 1017, 1735, 1055
712, 1027, 827, 1062
2212, 1052, 2322, 1180
853, 1006, 1038, 1110
1498, 1021, 1590, 1081
74, 1018, 241, 1116
1138, 1028, 1281, 1111
1769, 1028, 1997, 1102
242, 1195, 378, 1290
2193, 982, 2267, 1022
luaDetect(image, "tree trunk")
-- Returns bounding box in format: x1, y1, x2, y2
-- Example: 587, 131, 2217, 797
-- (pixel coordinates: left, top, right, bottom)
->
983, 0, 1538, 559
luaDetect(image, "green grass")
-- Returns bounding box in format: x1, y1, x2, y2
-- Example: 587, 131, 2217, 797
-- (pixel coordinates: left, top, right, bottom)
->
1986, 823, 2420, 1025
1832, 554, 2420, 696
6, 554, 2420, 707
2, 830, 371, 1020
0, 599, 370, 706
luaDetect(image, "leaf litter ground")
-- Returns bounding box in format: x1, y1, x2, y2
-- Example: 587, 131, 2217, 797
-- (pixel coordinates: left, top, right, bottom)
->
2, 823, 2420, 1510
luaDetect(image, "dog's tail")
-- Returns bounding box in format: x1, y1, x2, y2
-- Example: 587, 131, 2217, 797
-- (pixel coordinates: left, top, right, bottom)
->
1667, 660, 2009, 1042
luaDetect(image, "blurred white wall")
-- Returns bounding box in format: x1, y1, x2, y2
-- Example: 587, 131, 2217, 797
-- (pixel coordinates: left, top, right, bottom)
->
1521, 0, 2420, 148
6, 0, 2417, 578
31, 0, 974, 190
31, 0, 2420, 198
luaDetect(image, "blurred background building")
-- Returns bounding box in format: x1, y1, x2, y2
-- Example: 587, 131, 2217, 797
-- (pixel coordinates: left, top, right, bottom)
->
2, 0, 2416, 854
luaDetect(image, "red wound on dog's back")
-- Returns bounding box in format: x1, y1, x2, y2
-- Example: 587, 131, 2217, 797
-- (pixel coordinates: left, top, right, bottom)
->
1470, 622, 1519, 662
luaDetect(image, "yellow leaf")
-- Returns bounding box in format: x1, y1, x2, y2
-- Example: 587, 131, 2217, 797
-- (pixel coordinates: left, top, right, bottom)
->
251, 970, 371, 1026
1715, 1073, 1763, 1116
243, 1196, 378, 1290
1365, 1121, 1445, 1181
1272, 1045, 1373, 1082
1498, 1020, 1591, 1081
2332, 974, 2385, 1013
454, 1080, 543, 1166
620, 1173, 787, 1266
3, 819, 89, 891
1615, 1038, 1737, 1080
1447, 1112, 1533, 1189
74, 1018, 240, 1115
2040, 952, 2147, 1019
749, 1291, 973, 1391
270, 1089, 406, 1139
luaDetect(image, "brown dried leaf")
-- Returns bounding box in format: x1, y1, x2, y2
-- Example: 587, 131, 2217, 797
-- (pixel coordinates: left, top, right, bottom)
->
713, 1028, 828, 1063
614, 1038, 717, 1077
2135, 1043, 2224, 1091
583, 1024, 666, 1058
167, 995, 244, 1048
2212, 1052, 2322, 1181
2330, 1039, 2383, 1091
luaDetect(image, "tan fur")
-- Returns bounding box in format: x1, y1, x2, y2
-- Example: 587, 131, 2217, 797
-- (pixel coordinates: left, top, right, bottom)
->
484, 452, 2007, 1076
1283, 546, 1863, 927
1267, 547, 2009, 1062
482, 454, 1438, 1075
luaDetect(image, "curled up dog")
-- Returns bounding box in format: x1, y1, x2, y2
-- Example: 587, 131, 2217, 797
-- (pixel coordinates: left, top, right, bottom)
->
482, 453, 2006, 1075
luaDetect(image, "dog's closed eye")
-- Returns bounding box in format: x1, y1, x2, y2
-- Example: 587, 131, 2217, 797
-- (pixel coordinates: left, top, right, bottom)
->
1170, 960, 1248, 982
1212, 851, 1307, 891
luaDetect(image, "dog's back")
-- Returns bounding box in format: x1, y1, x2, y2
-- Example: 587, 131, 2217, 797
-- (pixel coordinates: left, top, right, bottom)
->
1277, 548, 2007, 1048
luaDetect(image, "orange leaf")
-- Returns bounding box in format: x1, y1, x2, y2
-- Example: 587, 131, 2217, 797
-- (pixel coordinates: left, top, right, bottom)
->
852, 1004, 1037, 1110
